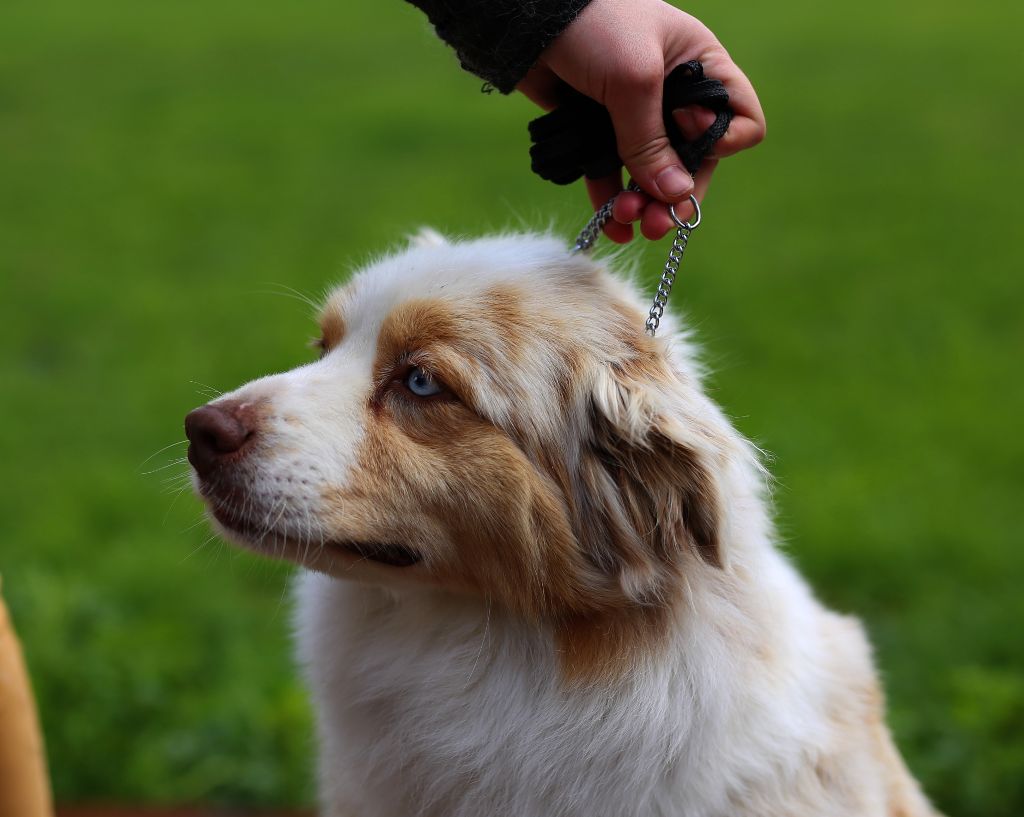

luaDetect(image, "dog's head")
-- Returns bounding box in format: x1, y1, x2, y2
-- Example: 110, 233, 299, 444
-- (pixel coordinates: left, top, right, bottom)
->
187, 231, 734, 680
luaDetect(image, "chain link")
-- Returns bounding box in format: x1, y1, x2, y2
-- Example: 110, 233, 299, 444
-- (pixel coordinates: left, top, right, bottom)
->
571, 181, 641, 253
572, 196, 616, 253
572, 187, 701, 337
644, 222, 692, 336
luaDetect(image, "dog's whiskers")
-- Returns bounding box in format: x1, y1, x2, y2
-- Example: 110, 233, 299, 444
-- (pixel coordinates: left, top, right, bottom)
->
141, 457, 189, 476
181, 532, 221, 564
189, 380, 224, 400
139, 439, 188, 470
256, 282, 322, 313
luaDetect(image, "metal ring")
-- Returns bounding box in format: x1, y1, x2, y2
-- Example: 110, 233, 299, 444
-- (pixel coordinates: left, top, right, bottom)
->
669, 195, 701, 230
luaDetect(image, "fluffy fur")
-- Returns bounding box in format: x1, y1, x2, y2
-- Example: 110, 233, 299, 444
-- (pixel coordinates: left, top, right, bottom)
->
188, 231, 938, 817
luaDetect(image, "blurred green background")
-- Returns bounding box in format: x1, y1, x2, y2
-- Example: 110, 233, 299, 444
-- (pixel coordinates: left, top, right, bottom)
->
1, 0, 1021, 813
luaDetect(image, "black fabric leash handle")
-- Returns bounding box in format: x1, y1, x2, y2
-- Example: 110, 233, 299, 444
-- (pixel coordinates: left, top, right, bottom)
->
528, 60, 733, 185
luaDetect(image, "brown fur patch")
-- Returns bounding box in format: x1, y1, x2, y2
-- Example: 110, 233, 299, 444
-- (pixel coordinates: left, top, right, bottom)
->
478, 283, 530, 363
543, 354, 726, 681
554, 603, 675, 685
545, 428, 722, 681
327, 395, 595, 618
317, 299, 347, 351
372, 299, 483, 400
577, 388, 723, 573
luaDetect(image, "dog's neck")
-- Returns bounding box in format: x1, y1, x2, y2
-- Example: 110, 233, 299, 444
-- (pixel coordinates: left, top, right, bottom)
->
297, 531, 828, 816
302, 492, 803, 695
356, 437, 783, 686
295, 434, 833, 815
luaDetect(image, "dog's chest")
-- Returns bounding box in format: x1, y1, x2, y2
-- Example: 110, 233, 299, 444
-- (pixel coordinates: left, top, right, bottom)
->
294, 575, 774, 817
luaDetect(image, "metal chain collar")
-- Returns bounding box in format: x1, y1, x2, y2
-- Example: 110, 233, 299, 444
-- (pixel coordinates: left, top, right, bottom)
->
571, 188, 701, 337
644, 197, 701, 336
572, 180, 641, 252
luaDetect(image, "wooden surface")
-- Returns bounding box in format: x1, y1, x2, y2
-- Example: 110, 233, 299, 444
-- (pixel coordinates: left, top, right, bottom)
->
57, 809, 312, 817
0, 577, 54, 817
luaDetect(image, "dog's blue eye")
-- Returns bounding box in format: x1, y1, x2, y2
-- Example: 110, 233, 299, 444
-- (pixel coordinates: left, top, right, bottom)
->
405, 366, 442, 397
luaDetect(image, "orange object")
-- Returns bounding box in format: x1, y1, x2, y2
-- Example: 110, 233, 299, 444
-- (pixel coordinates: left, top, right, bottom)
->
0, 576, 53, 817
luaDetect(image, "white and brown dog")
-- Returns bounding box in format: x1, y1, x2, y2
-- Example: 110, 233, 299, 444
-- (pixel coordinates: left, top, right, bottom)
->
186, 231, 938, 817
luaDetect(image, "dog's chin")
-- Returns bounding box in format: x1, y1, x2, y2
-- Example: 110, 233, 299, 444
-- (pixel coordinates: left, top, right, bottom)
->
206, 502, 423, 569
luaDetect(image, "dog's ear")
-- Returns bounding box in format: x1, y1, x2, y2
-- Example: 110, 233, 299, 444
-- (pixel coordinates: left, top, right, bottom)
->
407, 227, 448, 248
572, 360, 726, 605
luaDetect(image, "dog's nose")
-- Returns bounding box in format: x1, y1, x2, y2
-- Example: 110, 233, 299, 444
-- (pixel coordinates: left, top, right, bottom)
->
185, 402, 255, 477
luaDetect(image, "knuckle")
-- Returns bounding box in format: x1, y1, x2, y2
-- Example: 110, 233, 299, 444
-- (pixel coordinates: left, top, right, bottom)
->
619, 61, 662, 92
621, 133, 672, 167
607, 48, 663, 92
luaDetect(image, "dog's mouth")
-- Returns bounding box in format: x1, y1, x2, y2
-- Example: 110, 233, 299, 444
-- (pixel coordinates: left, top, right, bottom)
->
207, 499, 422, 568
340, 541, 422, 567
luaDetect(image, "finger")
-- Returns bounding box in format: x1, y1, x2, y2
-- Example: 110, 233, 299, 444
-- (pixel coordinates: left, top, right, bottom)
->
515, 65, 564, 111
695, 56, 766, 157
611, 189, 651, 224
692, 157, 718, 203
604, 220, 634, 243
715, 114, 765, 158
640, 203, 674, 241
605, 72, 694, 205
672, 105, 717, 141
585, 173, 623, 210
639, 197, 696, 240
638, 162, 711, 241
585, 174, 633, 243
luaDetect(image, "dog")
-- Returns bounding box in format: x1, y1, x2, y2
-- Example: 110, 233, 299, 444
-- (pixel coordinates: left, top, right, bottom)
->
186, 230, 939, 817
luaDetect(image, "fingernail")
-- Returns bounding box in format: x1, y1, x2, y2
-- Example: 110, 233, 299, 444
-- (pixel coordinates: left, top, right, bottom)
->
655, 166, 693, 199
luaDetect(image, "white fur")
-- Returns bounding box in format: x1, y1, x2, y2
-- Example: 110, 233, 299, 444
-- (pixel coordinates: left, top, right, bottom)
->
197, 233, 937, 817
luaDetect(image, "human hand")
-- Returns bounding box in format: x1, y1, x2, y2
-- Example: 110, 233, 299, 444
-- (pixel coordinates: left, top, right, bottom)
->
517, 0, 765, 242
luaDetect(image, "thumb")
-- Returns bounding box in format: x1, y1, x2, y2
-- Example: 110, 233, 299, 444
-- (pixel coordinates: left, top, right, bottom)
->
605, 81, 693, 203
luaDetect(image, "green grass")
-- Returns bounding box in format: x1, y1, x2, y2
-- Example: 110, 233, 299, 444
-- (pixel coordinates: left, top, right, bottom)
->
1, 0, 1021, 812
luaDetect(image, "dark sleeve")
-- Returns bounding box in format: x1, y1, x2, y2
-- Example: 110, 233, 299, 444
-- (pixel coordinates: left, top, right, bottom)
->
405, 0, 594, 94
